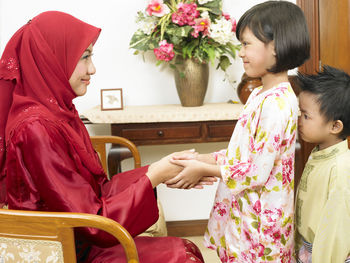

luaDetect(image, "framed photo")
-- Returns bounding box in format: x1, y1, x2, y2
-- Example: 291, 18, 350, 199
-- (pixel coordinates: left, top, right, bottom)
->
101, 89, 123, 111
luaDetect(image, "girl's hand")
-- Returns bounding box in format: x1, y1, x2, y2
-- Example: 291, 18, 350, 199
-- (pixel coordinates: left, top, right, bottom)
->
171, 149, 198, 160
164, 159, 205, 189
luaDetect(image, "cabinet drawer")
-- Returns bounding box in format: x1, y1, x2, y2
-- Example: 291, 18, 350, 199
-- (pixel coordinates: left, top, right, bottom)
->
207, 122, 235, 139
121, 125, 202, 141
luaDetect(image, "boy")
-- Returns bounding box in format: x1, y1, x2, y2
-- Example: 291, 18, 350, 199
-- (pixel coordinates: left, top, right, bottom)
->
296, 65, 350, 263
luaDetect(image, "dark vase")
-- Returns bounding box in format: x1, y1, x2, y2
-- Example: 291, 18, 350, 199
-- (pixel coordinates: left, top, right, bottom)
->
236, 73, 262, 104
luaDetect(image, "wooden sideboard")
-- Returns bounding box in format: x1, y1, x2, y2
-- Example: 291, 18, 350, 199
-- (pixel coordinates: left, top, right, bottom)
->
82, 103, 305, 189
110, 120, 236, 146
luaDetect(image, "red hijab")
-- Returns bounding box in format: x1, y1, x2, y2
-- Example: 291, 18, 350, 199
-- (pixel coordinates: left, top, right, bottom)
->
0, 11, 103, 205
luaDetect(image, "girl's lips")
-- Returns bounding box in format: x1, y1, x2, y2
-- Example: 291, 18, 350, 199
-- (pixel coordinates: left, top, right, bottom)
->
81, 79, 90, 85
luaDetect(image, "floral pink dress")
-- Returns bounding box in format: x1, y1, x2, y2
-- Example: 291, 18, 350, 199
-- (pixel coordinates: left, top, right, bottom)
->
204, 83, 298, 263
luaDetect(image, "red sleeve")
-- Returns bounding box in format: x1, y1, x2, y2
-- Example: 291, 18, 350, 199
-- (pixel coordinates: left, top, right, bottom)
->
7, 119, 158, 246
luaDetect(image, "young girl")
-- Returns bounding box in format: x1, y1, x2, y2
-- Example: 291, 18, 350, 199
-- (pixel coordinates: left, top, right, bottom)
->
167, 1, 310, 262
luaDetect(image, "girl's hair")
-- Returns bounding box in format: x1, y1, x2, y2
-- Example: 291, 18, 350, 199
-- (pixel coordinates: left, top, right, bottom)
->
236, 1, 310, 73
297, 66, 350, 139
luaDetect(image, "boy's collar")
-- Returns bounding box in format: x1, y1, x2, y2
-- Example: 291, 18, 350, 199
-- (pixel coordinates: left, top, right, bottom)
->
310, 140, 348, 161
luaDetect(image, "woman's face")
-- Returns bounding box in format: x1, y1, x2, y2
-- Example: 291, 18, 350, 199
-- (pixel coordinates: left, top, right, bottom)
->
69, 43, 96, 96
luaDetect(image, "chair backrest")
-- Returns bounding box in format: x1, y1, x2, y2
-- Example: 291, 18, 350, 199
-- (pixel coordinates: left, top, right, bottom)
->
90, 136, 141, 175
0, 208, 139, 263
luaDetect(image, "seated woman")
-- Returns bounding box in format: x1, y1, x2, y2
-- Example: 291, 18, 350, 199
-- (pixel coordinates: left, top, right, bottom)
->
0, 11, 204, 262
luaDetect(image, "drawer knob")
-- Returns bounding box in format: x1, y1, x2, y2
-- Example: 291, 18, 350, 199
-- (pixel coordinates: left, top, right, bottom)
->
157, 130, 164, 137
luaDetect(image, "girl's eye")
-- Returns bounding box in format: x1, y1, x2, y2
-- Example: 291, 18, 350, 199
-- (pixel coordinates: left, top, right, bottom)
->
304, 114, 308, 120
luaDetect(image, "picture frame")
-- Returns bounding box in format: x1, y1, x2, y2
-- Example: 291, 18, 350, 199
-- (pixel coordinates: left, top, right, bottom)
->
100, 89, 123, 111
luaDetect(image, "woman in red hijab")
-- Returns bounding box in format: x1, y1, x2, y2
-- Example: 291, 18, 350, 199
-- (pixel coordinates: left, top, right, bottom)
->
0, 11, 204, 262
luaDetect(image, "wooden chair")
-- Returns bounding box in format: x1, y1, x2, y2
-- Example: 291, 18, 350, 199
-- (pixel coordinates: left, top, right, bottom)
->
0, 208, 139, 263
90, 135, 141, 177
90, 135, 167, 237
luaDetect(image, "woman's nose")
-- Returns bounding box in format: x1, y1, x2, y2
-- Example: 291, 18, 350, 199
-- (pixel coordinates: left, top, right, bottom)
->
88, 61, 96, 75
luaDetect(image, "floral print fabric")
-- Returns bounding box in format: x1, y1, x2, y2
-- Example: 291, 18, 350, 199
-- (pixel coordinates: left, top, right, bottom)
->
204, 83, 298, 262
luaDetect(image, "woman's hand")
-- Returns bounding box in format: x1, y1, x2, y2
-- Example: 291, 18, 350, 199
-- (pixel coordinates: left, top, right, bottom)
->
146, 150, 197, 188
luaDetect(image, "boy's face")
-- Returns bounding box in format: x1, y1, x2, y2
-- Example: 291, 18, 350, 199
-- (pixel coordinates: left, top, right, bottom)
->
298, 91, 335, 149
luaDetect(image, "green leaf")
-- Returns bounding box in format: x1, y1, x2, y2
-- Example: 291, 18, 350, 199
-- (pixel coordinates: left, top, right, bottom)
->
226, 178, 236, 189
220, 236, 226, 248
275, 172, 282, 181
202, 0, 222, 15
210, 236, 215, 244
218, 55, 231, 71
238, 199, 243, 211
251, 221, 259, 229
250, 213, 258, 220
244, 192, 251, 204
282, 216, 292, 227
235, 147, 241, 161
243, 176, 251, 186
130, 31, 159, 51
264, 247, 272, 255
272, 186, 280, 192
169, 64, 177, 70
205, 46, 216, 66
281, 234, 286, 245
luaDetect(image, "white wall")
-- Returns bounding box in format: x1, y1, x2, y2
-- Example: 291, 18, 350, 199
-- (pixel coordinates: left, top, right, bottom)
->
0, 0, 295, 221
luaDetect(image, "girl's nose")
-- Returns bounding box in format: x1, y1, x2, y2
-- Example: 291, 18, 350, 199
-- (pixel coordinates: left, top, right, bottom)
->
238, 48, 245, 58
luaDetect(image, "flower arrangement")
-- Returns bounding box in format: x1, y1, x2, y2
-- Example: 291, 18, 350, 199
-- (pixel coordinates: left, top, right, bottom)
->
130, 0, 240, 72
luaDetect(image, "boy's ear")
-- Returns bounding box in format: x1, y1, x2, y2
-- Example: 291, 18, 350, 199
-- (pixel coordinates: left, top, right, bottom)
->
330, 120, 344, 135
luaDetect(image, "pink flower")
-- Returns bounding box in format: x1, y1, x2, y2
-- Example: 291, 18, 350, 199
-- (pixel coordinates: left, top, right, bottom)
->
146, 0, 170, 17
253, 200, 261, 214
239, 114, 248, 127
285, 225, 292, 237
257, 243, 265, 257
172, 3, 200, 26
153, 40, 175, 62
282, 157, 293, 185
218, 247, 228, 262
273, 134, 281, 151
213, 202, 229, 221
222, 12, 237, 32
191, 17, 210, 38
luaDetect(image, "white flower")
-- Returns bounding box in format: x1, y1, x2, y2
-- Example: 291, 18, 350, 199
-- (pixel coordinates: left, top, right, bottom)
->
209, 17, 235, 45
138, 16, 157, 35
198, 0, 214, 4
200, 11, 210, 20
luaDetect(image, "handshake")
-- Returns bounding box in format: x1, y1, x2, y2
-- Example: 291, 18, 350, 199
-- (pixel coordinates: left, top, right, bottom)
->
146, 149, 219, 189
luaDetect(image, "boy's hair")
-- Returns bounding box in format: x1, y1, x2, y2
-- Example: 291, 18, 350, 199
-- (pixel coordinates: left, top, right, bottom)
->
297, 65, 350, 138
236, 1, 310, 73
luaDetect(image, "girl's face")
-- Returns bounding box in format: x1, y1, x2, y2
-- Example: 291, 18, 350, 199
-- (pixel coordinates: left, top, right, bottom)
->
238, 28, 276, 78
69, 44, 96, 96
298, 91, 335, 149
